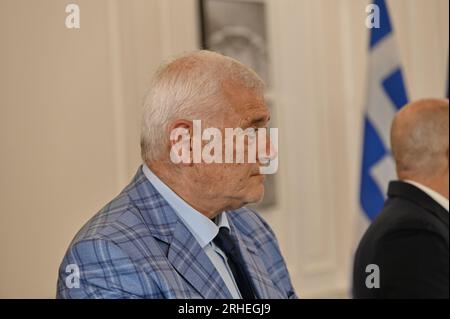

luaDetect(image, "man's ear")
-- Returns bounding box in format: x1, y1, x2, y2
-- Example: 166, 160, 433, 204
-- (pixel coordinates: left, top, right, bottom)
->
167, 119, 193, 165
168, 120, 193, 145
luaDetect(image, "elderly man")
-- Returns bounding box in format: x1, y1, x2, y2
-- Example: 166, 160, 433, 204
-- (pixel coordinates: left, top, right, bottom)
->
353, 98, 449, 298
57, 51, 297, 299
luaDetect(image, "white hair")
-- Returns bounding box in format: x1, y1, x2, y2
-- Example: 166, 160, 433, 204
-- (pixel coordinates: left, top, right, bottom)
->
140, 50, 265, 163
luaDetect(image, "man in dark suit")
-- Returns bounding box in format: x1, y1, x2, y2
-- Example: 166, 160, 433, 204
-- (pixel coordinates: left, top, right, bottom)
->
353, 98, 449, 298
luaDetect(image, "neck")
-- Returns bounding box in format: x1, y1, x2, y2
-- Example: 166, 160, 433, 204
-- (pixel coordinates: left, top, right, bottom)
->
401, 174, 449, 200
147, 161, 225, 219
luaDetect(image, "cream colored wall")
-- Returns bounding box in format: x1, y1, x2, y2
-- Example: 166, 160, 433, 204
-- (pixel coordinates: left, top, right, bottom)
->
0, 0, 199, 298
0, 0, 448, 298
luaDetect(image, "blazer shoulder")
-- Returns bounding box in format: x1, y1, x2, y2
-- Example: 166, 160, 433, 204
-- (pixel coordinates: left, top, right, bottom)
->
385, 181, 449, 232
70, 190, 146, 245
376, 197, 447, 235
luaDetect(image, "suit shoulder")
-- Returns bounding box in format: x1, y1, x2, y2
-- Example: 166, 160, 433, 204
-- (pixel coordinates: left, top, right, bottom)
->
70, 190, 145, 245
370, 197, 446, 237
357, 197, 449, 262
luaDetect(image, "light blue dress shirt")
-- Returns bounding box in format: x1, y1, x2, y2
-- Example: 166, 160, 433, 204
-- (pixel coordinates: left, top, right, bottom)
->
142, 164, 242, 299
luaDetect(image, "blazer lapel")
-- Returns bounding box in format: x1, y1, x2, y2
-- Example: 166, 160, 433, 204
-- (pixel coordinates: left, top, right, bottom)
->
167, 219, 233, 299
230, 225, 285, 299
127, 167, 232, 299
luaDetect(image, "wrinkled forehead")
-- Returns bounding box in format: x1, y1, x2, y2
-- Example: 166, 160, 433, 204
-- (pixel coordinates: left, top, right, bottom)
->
220, 81, 269, 127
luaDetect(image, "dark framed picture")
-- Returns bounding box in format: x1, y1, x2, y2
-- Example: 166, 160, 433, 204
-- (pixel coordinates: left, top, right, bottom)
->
199, 0, 270, 88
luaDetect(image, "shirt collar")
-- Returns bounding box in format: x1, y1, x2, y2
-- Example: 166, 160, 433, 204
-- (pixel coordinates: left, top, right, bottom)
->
142, 164, 230, 248
404, 180, 449, 212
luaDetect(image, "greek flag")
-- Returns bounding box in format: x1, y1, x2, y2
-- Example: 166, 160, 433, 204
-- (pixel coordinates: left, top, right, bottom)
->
360, 0, 409, 221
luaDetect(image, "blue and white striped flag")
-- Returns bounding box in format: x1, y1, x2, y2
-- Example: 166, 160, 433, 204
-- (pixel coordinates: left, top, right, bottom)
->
360, 0, 409, 222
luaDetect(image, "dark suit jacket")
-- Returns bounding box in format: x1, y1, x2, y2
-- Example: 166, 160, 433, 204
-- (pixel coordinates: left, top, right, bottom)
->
353, 181, 449, 298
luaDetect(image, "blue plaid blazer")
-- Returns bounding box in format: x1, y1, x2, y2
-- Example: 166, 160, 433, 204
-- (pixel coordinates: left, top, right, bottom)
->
57, 166, 297, 299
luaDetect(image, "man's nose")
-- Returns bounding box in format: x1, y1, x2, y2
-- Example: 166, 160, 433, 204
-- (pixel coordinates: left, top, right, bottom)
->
258, 131, 278, 164
268, 136, 278, 160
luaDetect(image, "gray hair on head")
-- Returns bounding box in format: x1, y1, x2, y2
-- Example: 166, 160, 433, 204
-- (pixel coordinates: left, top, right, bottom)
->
140, 50, 265, 163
